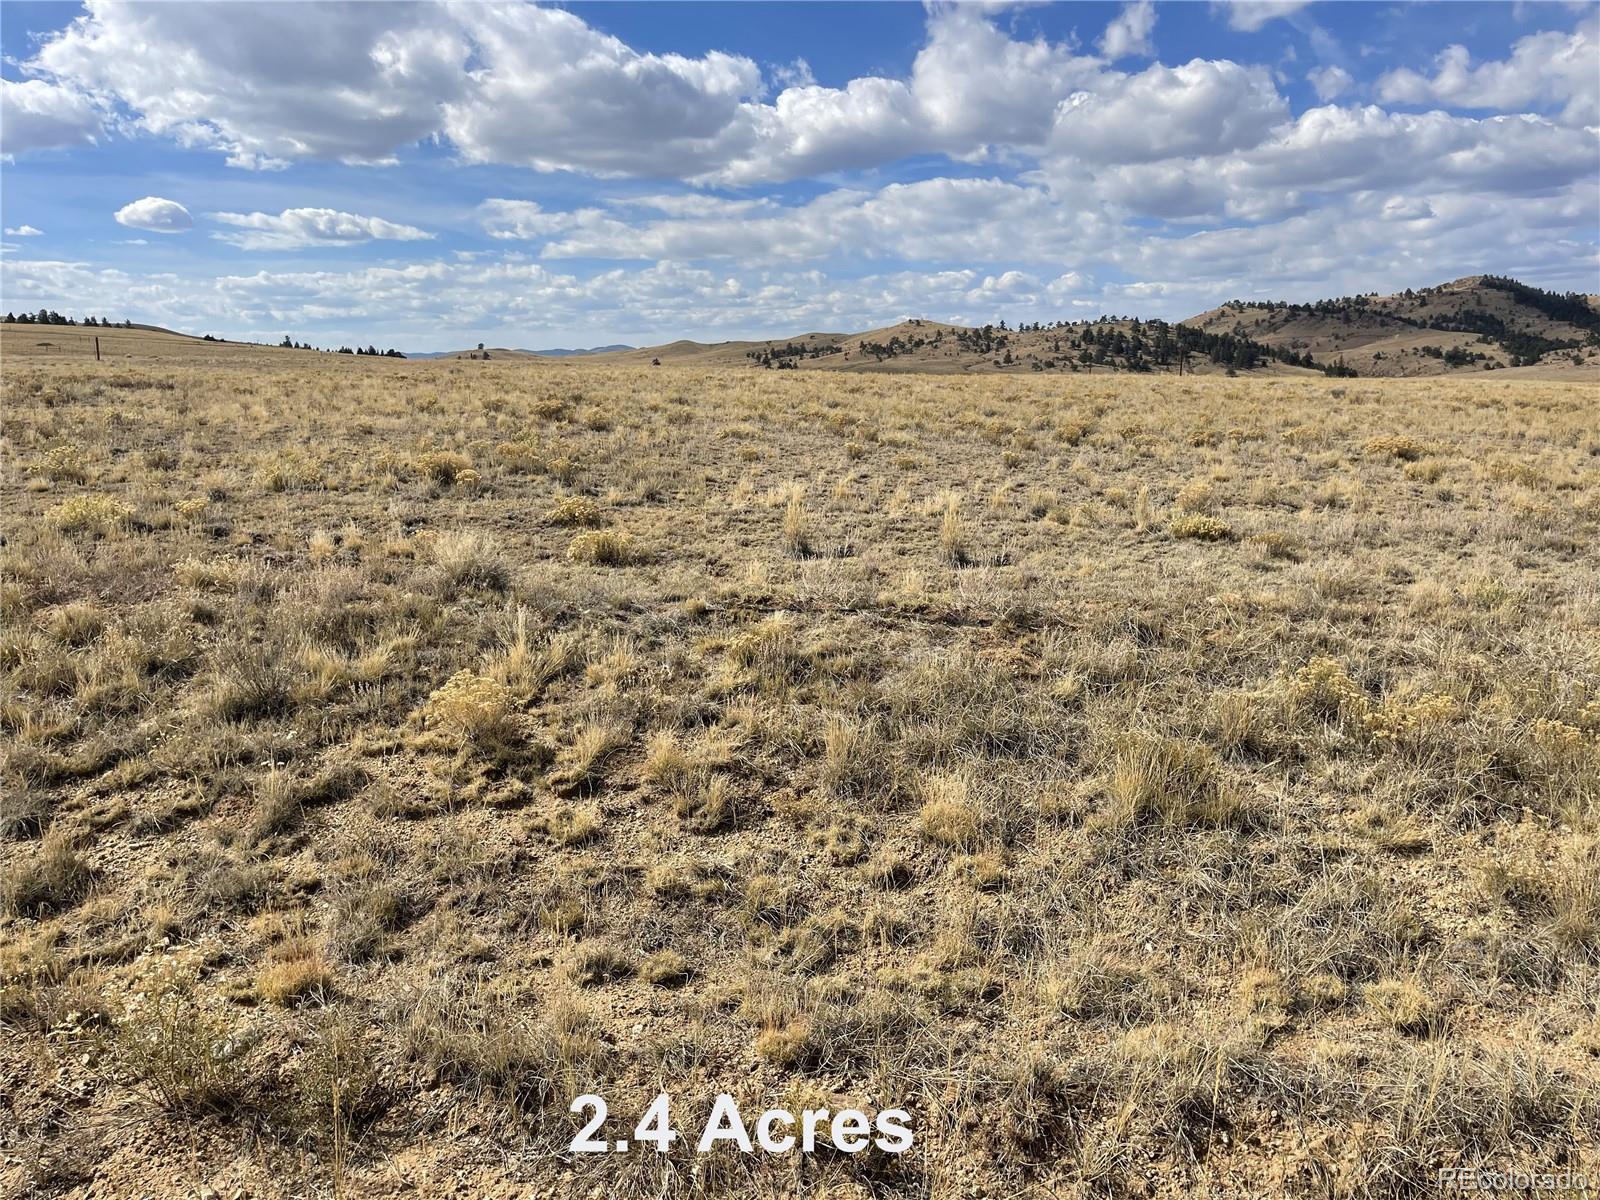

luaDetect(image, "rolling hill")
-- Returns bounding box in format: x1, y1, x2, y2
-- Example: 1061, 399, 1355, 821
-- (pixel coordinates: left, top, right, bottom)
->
1184, 275, 1600, 377
590, 317, 1328, 377
0, 321, 306, 364
584, 276, 1600, 379
577, 277, 1596, 379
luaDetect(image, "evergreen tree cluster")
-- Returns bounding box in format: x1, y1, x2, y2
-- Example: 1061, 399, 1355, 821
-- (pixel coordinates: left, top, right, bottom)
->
1419, 310, 1579, 367
858, 334, 933, 362
746, 340, 842, 367
1478, 276, 1600, 333
6, 310, 133, 327
290, 337, 405, 357
1063, 318, 1336, 374
954, 325, 1006, 356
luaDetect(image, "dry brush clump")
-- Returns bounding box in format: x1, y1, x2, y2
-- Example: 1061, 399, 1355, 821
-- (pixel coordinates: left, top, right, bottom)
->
1, 352, 1597, 1197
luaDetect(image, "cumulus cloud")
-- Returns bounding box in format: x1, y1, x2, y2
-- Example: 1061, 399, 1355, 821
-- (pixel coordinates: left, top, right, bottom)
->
10, 0, 1594, 209
479, 200, 582, 240
476, 96, 1596, 269
1051, 103, 1593, 226
0, 78, 101, 155
439, 4, 762, 176
1376, 18, 1599, 126
25, 0, 761, 176
1213, 1, 1314, 32
771, 59, 816, 89
1308, 65, 1354, 101
1050, 60, 1288, 164
13, 1, 1289, 183
690, 5, 1108, 184
32, 1, 470, 168
1100, 1, 1157, 60
896, 6, 1096, 154
1231, 105, 1596, 197
208, 207, 435, 250
5, 225, 44, 237
114, 197, 192, 233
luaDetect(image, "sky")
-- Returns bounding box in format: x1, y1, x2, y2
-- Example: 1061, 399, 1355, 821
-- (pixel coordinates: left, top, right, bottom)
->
1, 0, 1596, 352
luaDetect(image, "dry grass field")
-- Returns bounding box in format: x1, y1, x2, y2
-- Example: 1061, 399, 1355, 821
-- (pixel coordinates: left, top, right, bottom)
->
2, 345, 1598, 1199
0, 323, 291, 366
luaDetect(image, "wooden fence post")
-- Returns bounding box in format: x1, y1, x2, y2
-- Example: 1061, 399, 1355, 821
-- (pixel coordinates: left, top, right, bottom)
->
95, 336, 101, 362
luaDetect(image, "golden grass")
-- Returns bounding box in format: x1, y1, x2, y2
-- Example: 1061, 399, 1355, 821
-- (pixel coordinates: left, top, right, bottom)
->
2, 353, 1598, 1197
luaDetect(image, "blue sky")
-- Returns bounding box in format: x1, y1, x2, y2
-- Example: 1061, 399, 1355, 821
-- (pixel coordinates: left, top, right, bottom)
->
2, 0, 1596, 351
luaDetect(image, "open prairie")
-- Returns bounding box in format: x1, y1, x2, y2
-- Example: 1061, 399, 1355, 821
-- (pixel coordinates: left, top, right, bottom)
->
3, 352, 1598, 1199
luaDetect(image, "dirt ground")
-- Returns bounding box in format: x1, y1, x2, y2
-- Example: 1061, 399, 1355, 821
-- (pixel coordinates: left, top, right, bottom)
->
3, 352, 1597, 1198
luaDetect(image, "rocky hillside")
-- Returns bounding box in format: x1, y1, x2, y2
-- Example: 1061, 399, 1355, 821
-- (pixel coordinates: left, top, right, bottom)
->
1184, 276, 1600, 377
595, 317, 1327, 378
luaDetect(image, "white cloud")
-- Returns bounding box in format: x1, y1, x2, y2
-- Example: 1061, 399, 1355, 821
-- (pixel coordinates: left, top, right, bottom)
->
438, 3, 762, 177
5, 225, 44, 237
484, 178, 1113, 267
1107, 184, 1599, 299
1100, 1, 1157, 61
771, 59, 816, 89
1380, 196, 1434, 221
28, 0, 762, 176
1376, 18, 1599, 126
695, 6, 1107, 184
1308, 64, 1353, 101
0, 78, 101, 155
1230, 106, 1596, 197
479, 200, 582, 240
895, 6, 1096, 155
33, 1, 470, 169
1213, 1, 1314, 33
14, 0, 1598, 200
967, 270, 1045, 305
114, 197, 192, 233
208, 208, 435, 251
1050, 60, 1288, 164
16, 1, 1238, 184
474, 95, 1596, 269
1071, 103, 1598, 228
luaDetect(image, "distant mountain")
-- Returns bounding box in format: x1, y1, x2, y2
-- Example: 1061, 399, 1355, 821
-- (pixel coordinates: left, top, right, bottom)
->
405, 347, 539, 360
405, 343, 634, 360
526, 344, 635, 357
